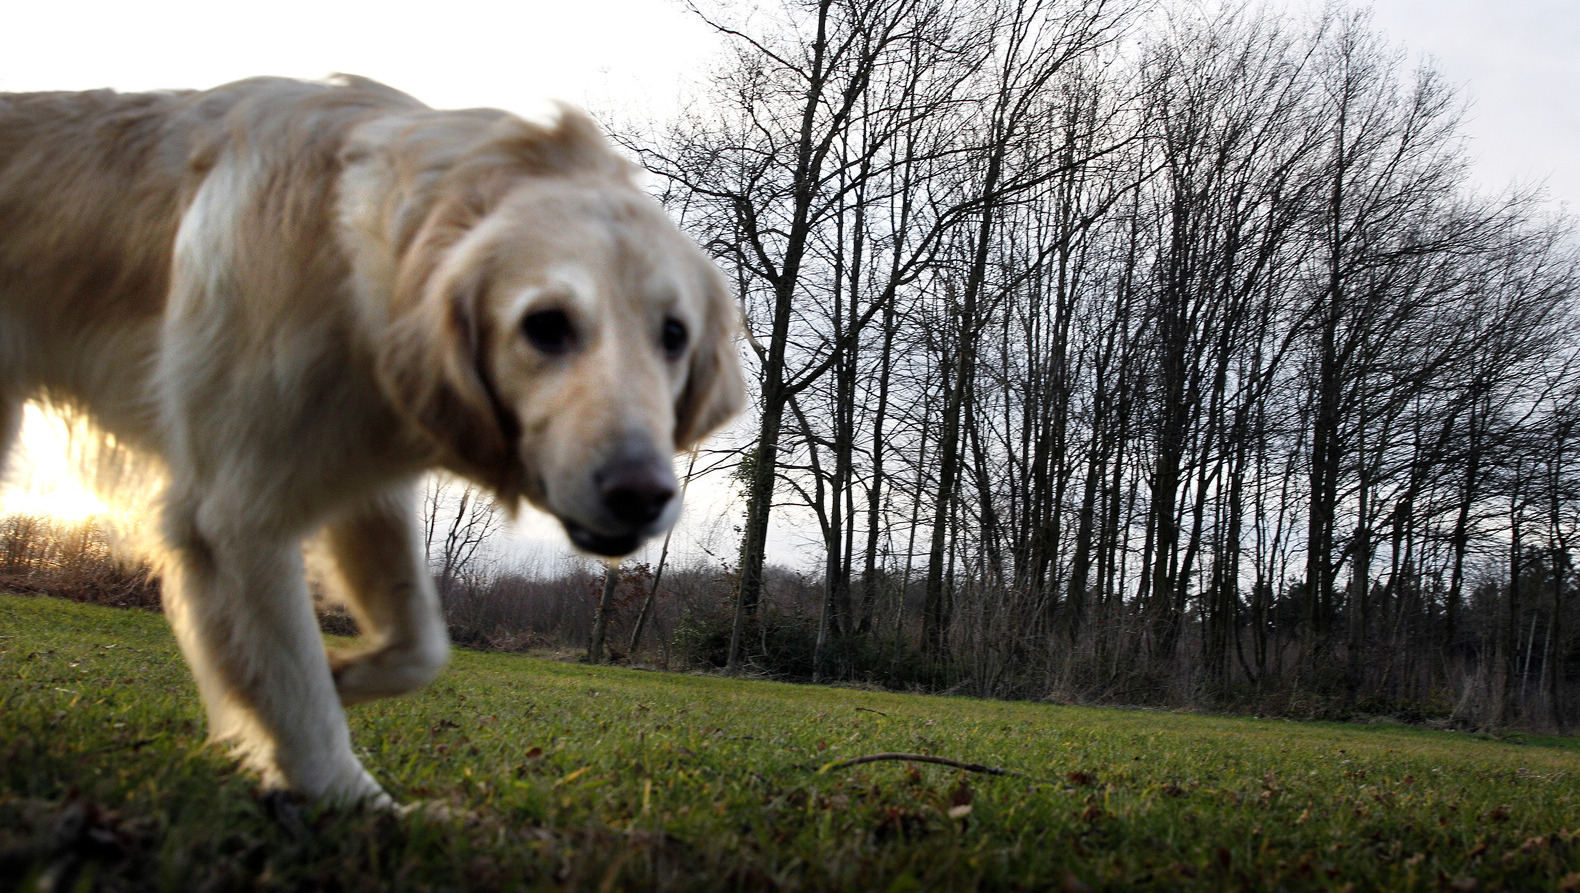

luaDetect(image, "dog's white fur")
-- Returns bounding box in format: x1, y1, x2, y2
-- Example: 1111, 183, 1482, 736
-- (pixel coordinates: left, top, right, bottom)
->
0, 76, 743, 805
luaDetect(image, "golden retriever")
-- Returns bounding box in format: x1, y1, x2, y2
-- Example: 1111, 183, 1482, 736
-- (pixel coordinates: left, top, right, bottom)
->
0, 75, 744, 806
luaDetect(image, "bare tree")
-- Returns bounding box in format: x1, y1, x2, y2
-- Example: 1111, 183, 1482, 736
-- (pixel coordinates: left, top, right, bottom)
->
421, 474, 504, 598
603, 0, 1580, 726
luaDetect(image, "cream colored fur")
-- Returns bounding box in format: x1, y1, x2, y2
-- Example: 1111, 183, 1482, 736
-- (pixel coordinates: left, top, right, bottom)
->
0, 75, 743, 805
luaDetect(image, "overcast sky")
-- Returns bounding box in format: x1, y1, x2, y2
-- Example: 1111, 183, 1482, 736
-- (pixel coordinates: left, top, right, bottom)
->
1358, 0, 1579, 207
2, 0, 1575, 567
2, 0, 1574, 206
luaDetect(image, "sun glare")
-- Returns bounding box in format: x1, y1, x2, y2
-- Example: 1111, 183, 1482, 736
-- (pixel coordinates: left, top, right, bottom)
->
0, 404, 115, 523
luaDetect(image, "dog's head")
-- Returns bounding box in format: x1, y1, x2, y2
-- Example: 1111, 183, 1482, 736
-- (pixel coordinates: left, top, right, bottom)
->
372, 107, 744, 556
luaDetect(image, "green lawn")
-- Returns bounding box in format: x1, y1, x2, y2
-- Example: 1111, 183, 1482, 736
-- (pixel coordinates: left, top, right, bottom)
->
2, 592, 1577, 891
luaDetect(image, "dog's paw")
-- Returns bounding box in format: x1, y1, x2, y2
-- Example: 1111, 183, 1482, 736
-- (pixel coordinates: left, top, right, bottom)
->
329, 639, 448, 705
395, 798, 475, 823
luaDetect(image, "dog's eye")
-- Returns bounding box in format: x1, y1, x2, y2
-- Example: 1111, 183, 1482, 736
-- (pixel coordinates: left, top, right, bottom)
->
661, 318, 688, 359
522, 309, 577, 355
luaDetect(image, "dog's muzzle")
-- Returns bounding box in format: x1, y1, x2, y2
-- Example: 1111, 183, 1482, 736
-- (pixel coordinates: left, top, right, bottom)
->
561, 439, 679, 557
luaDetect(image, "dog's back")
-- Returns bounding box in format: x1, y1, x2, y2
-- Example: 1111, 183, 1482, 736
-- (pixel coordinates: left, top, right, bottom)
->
0, 89, 188, 452
0, 88, 189, 322
0, 78, 421, 463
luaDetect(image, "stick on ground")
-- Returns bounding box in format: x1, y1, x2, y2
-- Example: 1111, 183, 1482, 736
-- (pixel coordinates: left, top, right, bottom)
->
820, 752, 1030, 779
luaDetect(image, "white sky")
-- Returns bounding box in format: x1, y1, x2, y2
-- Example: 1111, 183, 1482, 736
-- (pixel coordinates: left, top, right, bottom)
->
0, 0, 722, 118
1360, 0, 1580, 208
2, 0, 1572, 205
2, 0, 1576, 571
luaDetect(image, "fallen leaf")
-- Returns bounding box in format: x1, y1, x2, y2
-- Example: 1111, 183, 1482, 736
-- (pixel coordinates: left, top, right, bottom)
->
1061, 873, 1093, 893
950, 778, 973, 808
1520, 835, 1549, 853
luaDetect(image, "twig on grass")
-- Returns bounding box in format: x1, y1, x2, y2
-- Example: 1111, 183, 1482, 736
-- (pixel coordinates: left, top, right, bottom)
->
854, 707, 889, 717
90, 737, 156, 755
820, 752, 1031, 780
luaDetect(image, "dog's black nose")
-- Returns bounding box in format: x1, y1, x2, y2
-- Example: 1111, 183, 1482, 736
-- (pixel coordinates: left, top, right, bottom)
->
597, 455, 678, 527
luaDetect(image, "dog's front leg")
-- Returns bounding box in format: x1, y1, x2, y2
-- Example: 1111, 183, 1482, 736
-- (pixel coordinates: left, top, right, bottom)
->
160, 491, 391, 807
319, 487, 450, 705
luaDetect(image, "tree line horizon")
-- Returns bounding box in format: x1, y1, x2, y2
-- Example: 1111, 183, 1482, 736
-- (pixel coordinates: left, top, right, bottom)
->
611, 0, 1580, 729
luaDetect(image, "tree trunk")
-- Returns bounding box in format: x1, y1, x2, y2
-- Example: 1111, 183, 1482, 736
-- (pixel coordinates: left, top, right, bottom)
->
589, 562, 619, 664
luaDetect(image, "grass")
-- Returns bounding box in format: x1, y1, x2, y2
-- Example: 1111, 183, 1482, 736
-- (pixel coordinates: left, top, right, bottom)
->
1, 592, 1578, 891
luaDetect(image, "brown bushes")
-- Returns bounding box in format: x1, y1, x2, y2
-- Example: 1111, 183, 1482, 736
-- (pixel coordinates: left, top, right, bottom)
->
0, 514, 160, 610
0, 513, 921, 689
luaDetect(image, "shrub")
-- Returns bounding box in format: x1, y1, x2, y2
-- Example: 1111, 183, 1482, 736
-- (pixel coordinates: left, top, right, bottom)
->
0, 514, 159, 610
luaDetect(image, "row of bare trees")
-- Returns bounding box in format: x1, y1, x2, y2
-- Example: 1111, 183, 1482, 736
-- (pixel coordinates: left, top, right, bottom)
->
622, 0, 1580, 728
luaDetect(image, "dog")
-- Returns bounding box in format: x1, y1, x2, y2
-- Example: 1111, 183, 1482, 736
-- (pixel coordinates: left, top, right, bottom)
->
0, 75, 744, 805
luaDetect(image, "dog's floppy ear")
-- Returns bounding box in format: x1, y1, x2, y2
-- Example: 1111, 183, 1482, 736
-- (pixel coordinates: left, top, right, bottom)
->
378, 231, 524, 503
484, 103, 633, 181
674, 270, 746, 451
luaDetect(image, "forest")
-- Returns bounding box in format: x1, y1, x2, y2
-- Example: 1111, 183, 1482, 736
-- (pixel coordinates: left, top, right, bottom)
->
4, 0, 1577, 732
615, 0, 1580, 729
